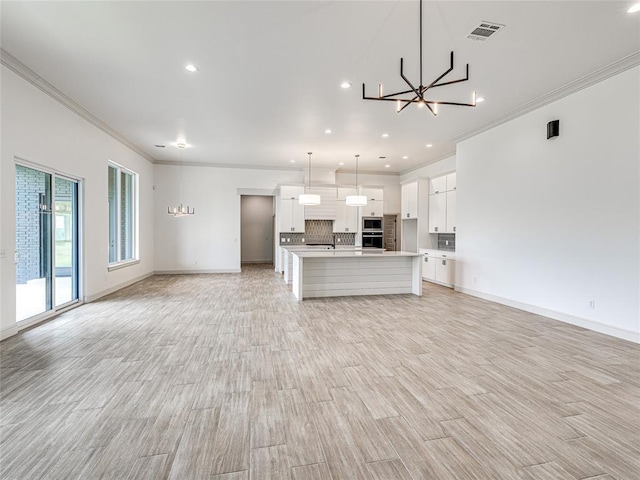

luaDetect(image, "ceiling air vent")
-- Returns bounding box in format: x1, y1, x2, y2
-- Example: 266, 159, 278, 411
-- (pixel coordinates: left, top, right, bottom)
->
467, 22, 505, 42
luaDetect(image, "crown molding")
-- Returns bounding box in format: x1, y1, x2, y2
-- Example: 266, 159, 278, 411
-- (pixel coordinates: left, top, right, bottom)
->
1, 48, 157, 164
154, 159, 303, 172
398, 150, 457, 177
453, 51, 640, 144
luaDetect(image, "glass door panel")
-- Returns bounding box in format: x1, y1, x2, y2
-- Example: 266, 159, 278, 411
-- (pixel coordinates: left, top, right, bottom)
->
54, 177, 78, 307
15, 165, 53, 321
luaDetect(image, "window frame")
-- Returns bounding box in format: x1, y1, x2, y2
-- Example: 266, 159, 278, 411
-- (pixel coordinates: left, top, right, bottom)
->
107, 161, 139, 270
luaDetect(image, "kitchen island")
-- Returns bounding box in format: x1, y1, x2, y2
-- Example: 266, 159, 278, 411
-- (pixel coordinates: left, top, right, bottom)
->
290, 250, 422, 301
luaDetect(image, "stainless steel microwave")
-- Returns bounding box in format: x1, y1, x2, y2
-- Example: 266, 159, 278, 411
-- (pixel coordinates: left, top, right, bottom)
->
362, 217, 383, 231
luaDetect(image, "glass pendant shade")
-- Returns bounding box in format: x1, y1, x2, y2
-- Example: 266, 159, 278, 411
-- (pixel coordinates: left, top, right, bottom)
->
299, 193, 321, 206
345, 194, 367, 207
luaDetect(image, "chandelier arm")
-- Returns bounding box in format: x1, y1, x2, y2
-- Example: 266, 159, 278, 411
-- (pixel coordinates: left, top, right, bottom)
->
430, 73, 471, 90
425, 102, 437, 116
400, 58, 423, 99
397, 96, 418, 113
363, 86, 419, 100
431, 100, 476, 107
423, 51, 455, 91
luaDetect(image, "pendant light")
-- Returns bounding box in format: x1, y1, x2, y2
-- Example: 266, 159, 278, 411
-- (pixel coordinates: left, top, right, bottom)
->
167, 142, 195, 217
346, 154, 367, 207
299, 152, 321, 206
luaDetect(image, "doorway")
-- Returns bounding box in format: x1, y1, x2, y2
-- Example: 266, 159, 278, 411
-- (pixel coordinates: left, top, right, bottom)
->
240, 195, 274, 265
384, 214, 399, 251
15, 164, 80, 322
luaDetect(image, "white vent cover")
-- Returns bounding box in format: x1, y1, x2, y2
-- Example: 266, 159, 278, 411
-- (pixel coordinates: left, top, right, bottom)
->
467, 22, 505, 41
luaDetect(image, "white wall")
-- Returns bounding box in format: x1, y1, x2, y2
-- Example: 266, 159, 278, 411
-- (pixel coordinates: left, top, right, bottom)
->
241, 196, 274, 263
456, 66, 639, 341
154, 165, 302, 273
0, 66, 155, 339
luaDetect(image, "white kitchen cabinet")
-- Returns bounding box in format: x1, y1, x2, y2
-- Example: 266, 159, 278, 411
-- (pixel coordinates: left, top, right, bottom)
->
363, 200, 383, 217
428, 192, 446, 233
401, 181, 418, 219
435, 257, 455, 286
304, 187, 337, 220
446, 190, 456, 233
360, 187, 384, 217
446, 172, 457, 191
360, 188, 383, 201
422, 253, 436, 280
429, 176, 447, 194
333, 201, 358, 233
420, 250, 455, 287
428, 173, 457, 233
279, 185, 305, 232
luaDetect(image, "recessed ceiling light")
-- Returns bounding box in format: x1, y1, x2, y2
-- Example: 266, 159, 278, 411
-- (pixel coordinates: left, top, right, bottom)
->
325, 129, 332, 134
385, 164, 391, 168
185, 64, 199, 73
340, 81, 352, 89
476, 96, 485, 103
402, 155, 408, 159
426, 144, 433, 148
382, 133, 389, 138
628, 3, 640, 13
339, 162, 344, 166
290, 159, 295, 163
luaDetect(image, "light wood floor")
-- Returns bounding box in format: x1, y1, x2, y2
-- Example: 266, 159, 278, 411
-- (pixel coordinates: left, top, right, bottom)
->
1, 265, 639, 479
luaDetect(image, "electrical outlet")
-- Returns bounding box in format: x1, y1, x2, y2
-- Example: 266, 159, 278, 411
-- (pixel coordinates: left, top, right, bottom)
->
337, 238, 341, 242
301, 238, 305, 242
588, 300, 596, 309
0, 249, 6, 259
287, 238, 290, 243
445, 240, 449, 246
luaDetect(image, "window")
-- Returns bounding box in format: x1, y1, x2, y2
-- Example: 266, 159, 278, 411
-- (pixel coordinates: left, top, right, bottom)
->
108, 163, 137, 266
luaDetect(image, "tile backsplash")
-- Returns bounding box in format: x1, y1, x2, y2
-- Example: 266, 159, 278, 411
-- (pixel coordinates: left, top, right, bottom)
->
437, 233, 456, 251
279, 220, 356, 246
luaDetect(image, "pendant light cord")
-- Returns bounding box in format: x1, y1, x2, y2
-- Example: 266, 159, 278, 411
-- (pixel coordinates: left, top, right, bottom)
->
355, 154, 359, 190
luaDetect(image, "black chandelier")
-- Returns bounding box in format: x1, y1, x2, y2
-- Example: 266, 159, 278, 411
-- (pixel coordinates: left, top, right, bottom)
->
363, 0, 476, 116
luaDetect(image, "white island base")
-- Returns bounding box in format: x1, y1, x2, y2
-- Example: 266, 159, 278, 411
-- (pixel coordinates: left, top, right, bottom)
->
291, 251, 423, 301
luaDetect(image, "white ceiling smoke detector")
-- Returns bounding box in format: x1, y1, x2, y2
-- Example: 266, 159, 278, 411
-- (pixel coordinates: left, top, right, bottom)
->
467, 22, 505, 42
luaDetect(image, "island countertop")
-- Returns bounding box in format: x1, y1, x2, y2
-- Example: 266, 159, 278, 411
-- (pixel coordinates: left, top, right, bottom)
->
291, 250, 422, 258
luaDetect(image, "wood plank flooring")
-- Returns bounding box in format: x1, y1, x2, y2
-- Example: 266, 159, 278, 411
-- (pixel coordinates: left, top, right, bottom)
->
1, 264, 639, 479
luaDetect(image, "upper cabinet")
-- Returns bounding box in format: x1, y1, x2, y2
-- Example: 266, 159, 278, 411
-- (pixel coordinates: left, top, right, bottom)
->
304, 187, 337, 220
429, 172, 456, 194
279, 185, 305, 232
401, 181, 419, 219
428, 173, 456, 233
334, 187, 358, 233
360, 187, 384, 217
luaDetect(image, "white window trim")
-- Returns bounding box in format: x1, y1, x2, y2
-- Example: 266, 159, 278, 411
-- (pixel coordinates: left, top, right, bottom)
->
108, 161, 139, 267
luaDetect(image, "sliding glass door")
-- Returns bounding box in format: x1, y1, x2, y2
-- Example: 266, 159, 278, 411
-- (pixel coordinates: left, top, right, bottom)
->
15, 164, 80, 322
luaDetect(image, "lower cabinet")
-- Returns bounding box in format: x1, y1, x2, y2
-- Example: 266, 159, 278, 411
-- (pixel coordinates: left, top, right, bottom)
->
421, 251, 455, 288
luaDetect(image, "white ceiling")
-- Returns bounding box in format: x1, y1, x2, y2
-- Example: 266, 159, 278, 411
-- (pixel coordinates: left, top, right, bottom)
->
2, 1, 639, 173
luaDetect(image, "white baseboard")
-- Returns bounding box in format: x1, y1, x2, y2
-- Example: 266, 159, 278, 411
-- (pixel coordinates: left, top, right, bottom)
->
154, 269, 241, 275
84, 272, 155, 303
456, 286, 640, 344
0, 324, 18, 341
